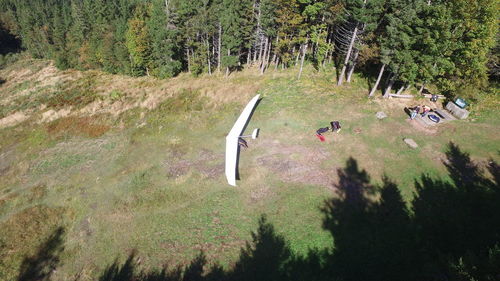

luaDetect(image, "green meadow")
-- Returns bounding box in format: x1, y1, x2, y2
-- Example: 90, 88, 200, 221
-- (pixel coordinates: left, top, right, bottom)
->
0, 59, 499, 280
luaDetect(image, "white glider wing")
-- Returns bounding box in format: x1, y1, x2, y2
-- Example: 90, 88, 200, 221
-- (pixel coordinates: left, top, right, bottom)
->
225, 94, 260, 186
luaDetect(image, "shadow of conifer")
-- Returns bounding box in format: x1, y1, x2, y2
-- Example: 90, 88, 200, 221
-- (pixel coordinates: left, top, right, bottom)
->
96, 143, 500, 281
17, 227, 65, 281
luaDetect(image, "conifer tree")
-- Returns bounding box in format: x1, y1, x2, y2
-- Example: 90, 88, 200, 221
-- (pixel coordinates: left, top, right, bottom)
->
66, 0, 88, 69
126, 4, 152, 76
442, 0, 497, 94
148, 0, 182, 78
220, 0, 253, 76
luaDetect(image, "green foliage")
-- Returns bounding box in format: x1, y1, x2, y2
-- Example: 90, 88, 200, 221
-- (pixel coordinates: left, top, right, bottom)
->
0, 52, 20, 69
109, 90, 123, 101
126, 4, 152, 76
310, 24, 330, 69
219, 0, 253, 71
0, 0, 496, 102
221, 55, 239, 69
147, 0, 182, 78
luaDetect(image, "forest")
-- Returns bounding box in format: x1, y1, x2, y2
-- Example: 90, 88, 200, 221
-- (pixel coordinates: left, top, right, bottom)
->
0, 0, 498, 97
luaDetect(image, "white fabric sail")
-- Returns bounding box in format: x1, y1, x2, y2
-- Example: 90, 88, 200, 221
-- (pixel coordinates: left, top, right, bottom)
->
225, 94, 260, 186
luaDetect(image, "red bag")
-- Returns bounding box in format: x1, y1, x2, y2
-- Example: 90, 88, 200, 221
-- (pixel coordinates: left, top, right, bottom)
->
316, 134, 326, 142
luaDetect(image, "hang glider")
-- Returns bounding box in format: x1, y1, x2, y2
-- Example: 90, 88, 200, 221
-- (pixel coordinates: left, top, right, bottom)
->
225, 94, 261, 186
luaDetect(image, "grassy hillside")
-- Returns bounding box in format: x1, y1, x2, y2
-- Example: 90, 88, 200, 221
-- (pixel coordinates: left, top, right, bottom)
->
0, 59, 499, 280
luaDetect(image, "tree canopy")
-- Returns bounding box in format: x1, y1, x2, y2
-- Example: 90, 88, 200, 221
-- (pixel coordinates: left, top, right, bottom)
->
0, 0, 497, 96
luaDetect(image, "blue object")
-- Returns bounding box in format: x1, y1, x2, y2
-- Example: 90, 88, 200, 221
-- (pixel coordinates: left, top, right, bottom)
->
455, 98, 467, 109
428, 114, 440, 123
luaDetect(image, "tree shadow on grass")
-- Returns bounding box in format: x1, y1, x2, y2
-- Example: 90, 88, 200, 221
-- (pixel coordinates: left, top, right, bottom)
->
98, 216, 292, 281
97, 143, 500, 281
17, 227, 65, 281
321, 158, 417, 281
412, 143, 500, 279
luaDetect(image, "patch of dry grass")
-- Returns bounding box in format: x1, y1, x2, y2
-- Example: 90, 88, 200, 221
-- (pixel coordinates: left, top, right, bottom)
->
46, 116, 110, 138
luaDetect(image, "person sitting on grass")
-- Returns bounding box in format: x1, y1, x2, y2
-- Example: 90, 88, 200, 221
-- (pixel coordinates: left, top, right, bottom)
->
330, 121, 341, 133
421, 105, 431, 117
410, 106, 420, 120
316, 127, 330, 135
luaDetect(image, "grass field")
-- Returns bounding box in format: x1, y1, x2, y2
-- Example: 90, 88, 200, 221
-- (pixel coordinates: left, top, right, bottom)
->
0, 59, 499, 280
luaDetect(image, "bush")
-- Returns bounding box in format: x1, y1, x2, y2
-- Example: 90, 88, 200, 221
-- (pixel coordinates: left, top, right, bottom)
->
0, 52, 20, 69
153, 61, 182, 79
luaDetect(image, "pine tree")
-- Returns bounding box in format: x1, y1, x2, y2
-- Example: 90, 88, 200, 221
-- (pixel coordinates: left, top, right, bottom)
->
379, 0, 421, 97
220, 0, 253, 76
148, 0, 182, 78
66, 0, 87, 69
126, 3, 152, 76
443, 0, 497, 94
52, 3, 71, 69
336, 0, 384, 85
273, 0, 303, 71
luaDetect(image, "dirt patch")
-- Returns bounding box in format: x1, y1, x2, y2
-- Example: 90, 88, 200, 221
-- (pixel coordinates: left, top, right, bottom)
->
78, 217, 93, 237
194, 149, 224, 179
166, 159, 192, 178
163, 149, 224, 180
196, 163, 224, 179
250, 186, 274, 202
0, 111, 28, 128
40, 108, 72, 123
256, 140, 334, 188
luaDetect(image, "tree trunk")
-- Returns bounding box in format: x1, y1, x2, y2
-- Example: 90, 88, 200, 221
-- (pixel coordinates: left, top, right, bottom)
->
328, 31, 334, 65
403, 83, 411, 92
295, 46, 301, 66
257, 35, 264, 65
369, 64, 385, 97
389, 93, 414, 98
225, 49, 230, 77
217, 22, 222, 72
418, 83, 425, 95
247, 49, 251, 66
260, 37, 269, 74
270, 35, 279, 67
337, 26, 358, 86
206, 38, 212, 75
298, 43, 308, 79
346, 48, 359, 82
260, 36, 269, 74
383, 74, 395, 98
322, 37, 330, 68
253, 43, 258, 64
254, 0, 261, 65
263, 40, 272, 73
186, 47, 191, 73
396, 84, 405, 95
